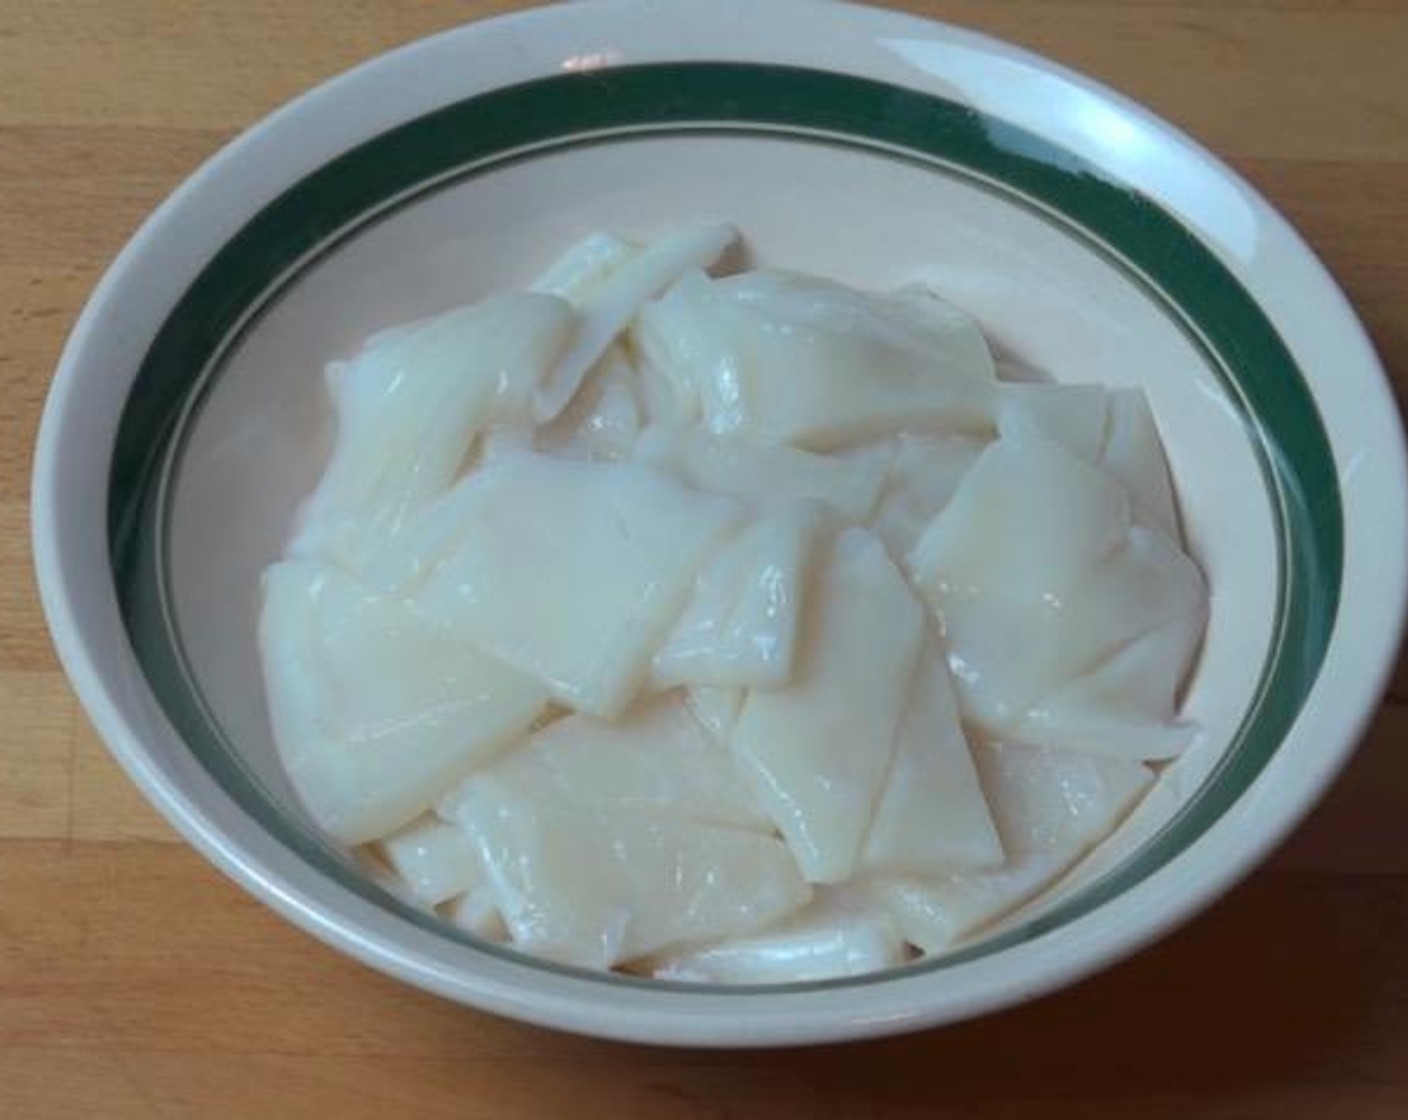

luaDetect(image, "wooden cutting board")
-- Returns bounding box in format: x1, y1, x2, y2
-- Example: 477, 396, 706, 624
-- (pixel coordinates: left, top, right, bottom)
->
3, 2, 1405, 1116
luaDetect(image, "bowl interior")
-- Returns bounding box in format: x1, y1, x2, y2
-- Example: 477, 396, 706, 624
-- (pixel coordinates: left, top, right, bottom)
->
98, 64, 1341, 997
165, 130, 1273, 946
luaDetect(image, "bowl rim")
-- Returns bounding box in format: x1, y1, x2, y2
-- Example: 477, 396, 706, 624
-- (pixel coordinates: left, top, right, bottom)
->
31, 0, 1408, 1046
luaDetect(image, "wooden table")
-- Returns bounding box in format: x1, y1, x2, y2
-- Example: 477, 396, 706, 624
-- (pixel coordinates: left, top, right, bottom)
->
3, 2, 1406, 1115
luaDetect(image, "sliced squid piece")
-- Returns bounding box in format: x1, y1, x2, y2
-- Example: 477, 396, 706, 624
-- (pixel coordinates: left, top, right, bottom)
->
370, 453, 743, 717
635, 425, 890, 522
290, 293, 574, 572
647, 885, 907, 983
976, 739, 1154, 854
1103, 388, 1182, 543
860, 639, 1003, 878
633, 270, 996, 449
732, 528, 925, 883
633, 275, 710, 428
442, 886, 509, 942
869, 433, 985, 560
651, 502, 826, 691
997, 382, 1108, 461
378, 814, 484, 906
1016, 597, 1205, 759
533, 224, 738, 423
442, 776, 810, 969
259, 562, 547, 845
877, 858, 1066, 955
878, 740, 1153, 952
535, 346, 642, 460
907, 430, 1206, 759
684, 686, 744, 742
998, 383, 1181, 542
994, 354, 1045, 383
482, 694, 770, 832
529, 230, 635, 301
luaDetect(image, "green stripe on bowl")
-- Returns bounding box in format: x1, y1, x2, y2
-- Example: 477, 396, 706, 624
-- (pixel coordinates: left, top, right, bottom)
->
108, 62, 1342, 992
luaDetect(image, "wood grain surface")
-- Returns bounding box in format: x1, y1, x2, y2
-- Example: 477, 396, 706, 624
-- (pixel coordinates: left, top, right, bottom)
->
3, 2, 1406, 1116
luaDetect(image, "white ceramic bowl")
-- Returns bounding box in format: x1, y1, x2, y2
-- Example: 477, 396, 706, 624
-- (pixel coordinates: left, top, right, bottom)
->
32, 0, 1408, 1046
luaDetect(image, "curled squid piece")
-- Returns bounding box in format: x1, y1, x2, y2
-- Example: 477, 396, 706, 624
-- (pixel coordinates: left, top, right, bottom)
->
528, 230, 636, 302
531, 224, 738, 423
535, 345, 643, 461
